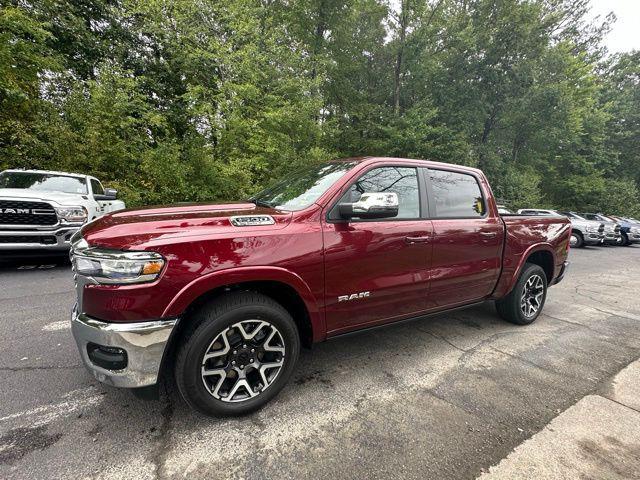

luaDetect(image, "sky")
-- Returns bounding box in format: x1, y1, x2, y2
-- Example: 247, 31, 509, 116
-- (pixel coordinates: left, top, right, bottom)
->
387, 0, 639, 53
589, 0, 640, 53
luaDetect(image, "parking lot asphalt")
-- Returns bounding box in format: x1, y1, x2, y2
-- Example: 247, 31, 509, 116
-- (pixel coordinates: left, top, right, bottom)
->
1, 245, 640, 480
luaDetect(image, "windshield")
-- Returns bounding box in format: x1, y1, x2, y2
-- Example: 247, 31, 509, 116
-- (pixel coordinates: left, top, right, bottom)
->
0, 171, 87, 194
559, 211, 581, 219
251, 162, 357, 211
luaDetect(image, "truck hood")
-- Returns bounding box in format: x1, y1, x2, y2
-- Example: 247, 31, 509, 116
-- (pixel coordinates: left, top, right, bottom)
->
81, 202, 293, 249
0, 188, 89, 206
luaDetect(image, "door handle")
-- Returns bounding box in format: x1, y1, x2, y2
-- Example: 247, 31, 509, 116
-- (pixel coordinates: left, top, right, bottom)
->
480, 232, 497, 238
405, 236, 431, 244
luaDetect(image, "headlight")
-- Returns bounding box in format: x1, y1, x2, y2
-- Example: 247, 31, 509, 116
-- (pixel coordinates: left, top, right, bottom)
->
586, 226, 597, 232
74, 249, 165, 284
632, 227, 639, 234
56, 206, 88, 223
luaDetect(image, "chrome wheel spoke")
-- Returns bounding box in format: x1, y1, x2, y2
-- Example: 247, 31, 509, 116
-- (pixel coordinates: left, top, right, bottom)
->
201, 368, 227, 397
226, 379, 257, 401
203, 332, 230, 361
235, 320, 269, 341
533, 292, 543, 306
263, 328, 285, 354
259, 361, 282, 386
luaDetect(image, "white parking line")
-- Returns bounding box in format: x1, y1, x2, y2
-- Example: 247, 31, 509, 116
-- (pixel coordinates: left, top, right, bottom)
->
0, 387, 103, 428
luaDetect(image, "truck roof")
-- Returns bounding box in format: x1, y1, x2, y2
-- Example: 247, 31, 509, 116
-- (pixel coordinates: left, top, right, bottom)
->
2, 168, 90, 179
343, 157, 484, 175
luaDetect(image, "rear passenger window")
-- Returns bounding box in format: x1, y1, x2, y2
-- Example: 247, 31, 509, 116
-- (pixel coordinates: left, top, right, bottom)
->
429, 170, 485, 218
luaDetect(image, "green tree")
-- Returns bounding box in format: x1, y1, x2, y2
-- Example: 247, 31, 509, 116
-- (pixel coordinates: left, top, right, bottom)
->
0, 0, 637, 215
0, 3, 58, 168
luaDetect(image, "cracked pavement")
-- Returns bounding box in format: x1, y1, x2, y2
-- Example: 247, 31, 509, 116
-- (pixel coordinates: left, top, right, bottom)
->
1, 245, 640, 479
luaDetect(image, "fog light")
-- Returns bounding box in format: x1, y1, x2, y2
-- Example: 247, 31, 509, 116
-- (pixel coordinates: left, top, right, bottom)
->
87, 343, 128, 370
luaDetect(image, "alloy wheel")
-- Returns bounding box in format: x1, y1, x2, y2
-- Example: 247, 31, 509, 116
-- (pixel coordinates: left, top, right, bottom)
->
520, 274, 544, 318
569, 234, 579, 247
201, 320, 285, 402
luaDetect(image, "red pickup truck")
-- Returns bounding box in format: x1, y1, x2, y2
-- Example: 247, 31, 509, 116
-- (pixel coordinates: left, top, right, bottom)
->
70, 157, 570, 416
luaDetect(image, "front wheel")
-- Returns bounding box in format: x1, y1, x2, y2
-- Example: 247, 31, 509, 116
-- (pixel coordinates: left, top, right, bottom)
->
496, 263, 548, 325
174, 292, 300, 416
569, 231, 584, 248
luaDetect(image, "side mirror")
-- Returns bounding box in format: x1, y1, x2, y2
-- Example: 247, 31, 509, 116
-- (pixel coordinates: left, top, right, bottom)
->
94, 188, 117, 201
339, 192, 399, 220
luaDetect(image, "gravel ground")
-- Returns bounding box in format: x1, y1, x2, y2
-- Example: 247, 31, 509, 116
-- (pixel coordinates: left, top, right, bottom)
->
1, 244, 639, 479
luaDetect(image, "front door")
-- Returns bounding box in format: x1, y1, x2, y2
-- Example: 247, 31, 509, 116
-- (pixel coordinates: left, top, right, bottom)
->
322, 165, 433, 335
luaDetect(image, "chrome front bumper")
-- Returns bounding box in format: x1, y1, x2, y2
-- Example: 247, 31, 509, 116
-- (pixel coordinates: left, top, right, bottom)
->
583, 232, 605, 245
71, 308, 178, 388
0, 226, 81, 250
603, 233, 622, 244
626, 232, 640, 243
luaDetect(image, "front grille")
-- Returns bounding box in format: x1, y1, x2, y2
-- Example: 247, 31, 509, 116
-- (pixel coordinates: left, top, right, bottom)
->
0, 200, 57, 226
0, 235, 57, 244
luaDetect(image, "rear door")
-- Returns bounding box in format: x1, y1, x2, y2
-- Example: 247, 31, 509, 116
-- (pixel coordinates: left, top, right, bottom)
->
322, 165, 433, 335
425, 168, 504, 308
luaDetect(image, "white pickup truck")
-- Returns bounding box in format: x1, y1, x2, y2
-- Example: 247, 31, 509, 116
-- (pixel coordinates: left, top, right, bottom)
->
0, 169, 125, 253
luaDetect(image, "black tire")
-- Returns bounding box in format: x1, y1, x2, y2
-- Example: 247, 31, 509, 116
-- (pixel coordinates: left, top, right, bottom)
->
495, 263, 548, 325
570, 231, 584, 248
175, 291, 300, 416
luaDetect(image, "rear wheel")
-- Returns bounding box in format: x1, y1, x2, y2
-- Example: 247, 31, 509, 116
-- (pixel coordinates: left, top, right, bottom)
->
175, 292, 300, 416
496, 263, 548, 325
569, 231, 584, 248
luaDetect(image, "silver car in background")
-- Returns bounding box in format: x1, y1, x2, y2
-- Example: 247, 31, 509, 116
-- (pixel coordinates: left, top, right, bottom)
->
610, 216, 640, 245
517, 209, 605, 248
580, 213, 622, 245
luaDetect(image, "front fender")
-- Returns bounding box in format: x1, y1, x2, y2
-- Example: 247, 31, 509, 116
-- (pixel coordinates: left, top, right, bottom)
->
162, 266, 324, 342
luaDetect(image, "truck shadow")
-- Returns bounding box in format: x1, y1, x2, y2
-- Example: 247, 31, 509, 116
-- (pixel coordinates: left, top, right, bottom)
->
160, 300, 515, 418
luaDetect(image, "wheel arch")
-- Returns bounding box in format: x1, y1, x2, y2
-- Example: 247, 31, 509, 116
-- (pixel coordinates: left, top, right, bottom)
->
163, 267, 323, 348
524, 249, 554, 284
493, 243, 557, 299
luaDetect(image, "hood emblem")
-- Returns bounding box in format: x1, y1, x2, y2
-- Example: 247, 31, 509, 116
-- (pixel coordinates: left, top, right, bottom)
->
230, 215, 275, 227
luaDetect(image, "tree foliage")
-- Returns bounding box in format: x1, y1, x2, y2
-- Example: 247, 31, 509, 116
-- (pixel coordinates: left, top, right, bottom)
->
0, 0, 638, 215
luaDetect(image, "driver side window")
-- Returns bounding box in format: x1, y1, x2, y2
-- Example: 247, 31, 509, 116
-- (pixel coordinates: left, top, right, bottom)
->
90, 179, 104, 195
338, 166, 420, 219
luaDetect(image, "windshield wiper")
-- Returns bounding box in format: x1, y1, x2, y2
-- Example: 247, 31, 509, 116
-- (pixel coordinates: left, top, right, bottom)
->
249, 198, 274, 209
